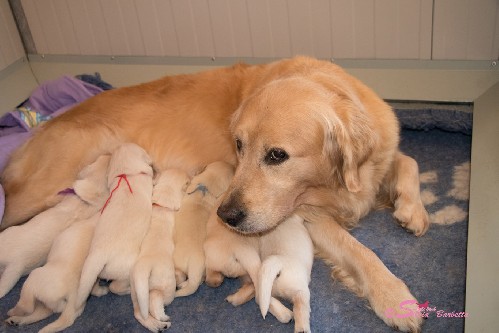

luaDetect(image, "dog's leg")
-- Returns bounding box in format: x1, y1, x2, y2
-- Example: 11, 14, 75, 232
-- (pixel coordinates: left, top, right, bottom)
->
6, 303, 53, 326
303, 212, 422, 333
76, 256, 107, 308
0, 264, 24, 298
149, 290, 171, 322
131, 286, 171, 333
387, 152, 429, 236
225, 275, 255, 306
38, 293, 84, 333
175, 254, 205, 297
292, 290, 311, 333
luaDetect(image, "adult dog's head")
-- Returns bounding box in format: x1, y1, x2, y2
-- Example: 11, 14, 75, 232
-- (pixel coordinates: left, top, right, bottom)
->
217, 69, 380, 234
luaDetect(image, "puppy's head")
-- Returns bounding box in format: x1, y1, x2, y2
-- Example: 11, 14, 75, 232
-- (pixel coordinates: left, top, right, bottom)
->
217, 75, 376, 234
152, 169, 191, 210
186, 161, 235, 198
107, 143, 153, 186
73, 154, 111, 206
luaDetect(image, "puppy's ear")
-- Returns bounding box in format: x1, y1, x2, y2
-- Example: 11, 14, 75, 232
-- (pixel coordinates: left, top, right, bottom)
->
74, 154, 111, 205
153, 170, 190, 210
188, 162, 234, 198
320, 85, 377, 193
74, 178, 108, 206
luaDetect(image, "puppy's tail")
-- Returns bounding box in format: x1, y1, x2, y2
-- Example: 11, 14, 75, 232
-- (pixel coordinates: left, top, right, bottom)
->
258, 255, 283, 319
175, 255, 205, 297
131, 261, 151, 320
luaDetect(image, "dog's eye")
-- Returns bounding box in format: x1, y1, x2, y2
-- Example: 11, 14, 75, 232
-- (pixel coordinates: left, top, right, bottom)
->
264, 148, 289, 165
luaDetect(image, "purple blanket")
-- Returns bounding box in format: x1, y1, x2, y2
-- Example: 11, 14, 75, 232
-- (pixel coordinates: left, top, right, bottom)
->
0, 76, 105, 224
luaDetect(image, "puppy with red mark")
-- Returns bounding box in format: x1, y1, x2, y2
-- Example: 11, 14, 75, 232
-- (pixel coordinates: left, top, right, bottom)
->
76, 143, 153, 309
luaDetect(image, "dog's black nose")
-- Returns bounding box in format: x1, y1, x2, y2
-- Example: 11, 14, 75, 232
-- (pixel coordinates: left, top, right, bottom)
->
217, 202, 246, 227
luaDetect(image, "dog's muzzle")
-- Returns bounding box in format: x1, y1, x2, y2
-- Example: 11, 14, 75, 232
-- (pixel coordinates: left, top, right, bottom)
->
217, 195, 247, 228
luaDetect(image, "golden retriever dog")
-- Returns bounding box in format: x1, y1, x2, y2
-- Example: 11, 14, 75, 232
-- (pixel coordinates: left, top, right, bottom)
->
130, 169, 190, 332
5, 215, 108, 333
76, 143, 153, 309
1, 56, 428, 332
0, 154, 110, 299
258, 214, 313, 333
173, 161, 234, 297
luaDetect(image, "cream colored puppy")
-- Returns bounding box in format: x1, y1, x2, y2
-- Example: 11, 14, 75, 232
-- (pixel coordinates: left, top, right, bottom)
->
258, 214, 314, 333
5, 215, 108, 333
173, 161, 234, 297
76, 143, 153, 308
130, 169, 190, 332
204, 205, 295, 324
0, 154, 110, 299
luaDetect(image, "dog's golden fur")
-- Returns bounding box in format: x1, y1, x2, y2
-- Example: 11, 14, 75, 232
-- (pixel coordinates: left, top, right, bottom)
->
1, 56, 428, 332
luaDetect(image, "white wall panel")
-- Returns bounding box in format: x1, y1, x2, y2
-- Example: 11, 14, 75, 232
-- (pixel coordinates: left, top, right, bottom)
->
17, 0, 497, 61
433, 0, 499, 60
0, 0, 25, 71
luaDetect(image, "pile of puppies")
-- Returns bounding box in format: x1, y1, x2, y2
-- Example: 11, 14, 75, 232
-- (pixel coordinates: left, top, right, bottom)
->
0, 143, 314, 333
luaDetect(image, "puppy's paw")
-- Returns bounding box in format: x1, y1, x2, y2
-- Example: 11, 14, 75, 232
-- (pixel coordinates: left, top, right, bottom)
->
136, 315, 171, 333
175, 270, 187, 287
91, 283, 109, 297
368, 276, 423, 332
393, 199, 429, 237
5, 316, 22, 326
205, 270, 224, 288
268, 298, 293, 324
225, 292, 252, 307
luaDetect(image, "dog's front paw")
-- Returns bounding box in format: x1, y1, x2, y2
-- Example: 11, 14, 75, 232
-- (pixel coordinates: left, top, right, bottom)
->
368, 277, 423, 332
393, 198, 429, 237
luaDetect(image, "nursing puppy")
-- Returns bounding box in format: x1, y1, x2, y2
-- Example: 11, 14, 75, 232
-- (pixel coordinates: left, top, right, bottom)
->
173, 161, 234, 297
204, 199, 294, 325
6, 216, 108, 333
258, 214, 314, 333
76, 143, 153, 308
0, 154, 110, 299
130, 169, 190, 332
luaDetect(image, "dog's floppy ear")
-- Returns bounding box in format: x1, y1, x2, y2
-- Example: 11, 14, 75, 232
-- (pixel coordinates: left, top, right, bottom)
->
318, 81, 377, 193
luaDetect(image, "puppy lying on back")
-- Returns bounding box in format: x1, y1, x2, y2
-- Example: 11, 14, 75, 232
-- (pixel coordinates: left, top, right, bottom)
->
6, 215, 108, 333
77, 143, 154, 308
173, 161, 234, 297
204, 202, 294, 325
0, 154, 110, 299
130, 169, 190, 333
258, 214, 314, 333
